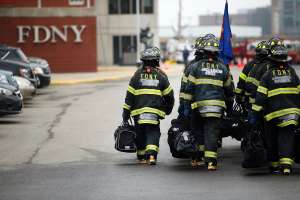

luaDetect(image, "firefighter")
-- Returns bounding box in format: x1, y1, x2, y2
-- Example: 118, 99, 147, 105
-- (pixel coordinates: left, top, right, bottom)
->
236, 41, 269, 111
250, 45, 299, 175
122, 47, 175, 165
178, 37, 205, 124
184, 37, 235, 170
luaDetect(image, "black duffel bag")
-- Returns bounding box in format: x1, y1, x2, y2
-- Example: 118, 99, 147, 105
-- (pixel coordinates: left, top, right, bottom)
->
167, 119, 196, 159
114, 120, 137, 153
241, 127, 267, 168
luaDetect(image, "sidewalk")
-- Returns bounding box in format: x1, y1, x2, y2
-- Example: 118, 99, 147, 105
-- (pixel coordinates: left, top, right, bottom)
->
51, 64, 184, 86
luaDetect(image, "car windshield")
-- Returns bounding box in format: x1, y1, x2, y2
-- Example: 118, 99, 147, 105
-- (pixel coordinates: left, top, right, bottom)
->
16, 49, 29, 62
1, 49, 29, 62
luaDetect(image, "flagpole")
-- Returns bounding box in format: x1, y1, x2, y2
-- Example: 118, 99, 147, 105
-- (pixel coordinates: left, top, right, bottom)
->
136, 0, 141, 62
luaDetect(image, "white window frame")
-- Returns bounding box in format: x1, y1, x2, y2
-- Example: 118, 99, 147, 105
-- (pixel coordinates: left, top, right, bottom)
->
69, 0, 85, 6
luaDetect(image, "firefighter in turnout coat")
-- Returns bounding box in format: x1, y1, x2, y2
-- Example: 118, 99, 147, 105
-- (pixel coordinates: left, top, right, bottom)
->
122, 47, 175, 165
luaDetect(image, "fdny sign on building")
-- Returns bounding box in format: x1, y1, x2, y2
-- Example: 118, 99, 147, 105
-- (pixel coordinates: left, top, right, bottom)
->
0, 17, 97, 73
17, 25, 86, 43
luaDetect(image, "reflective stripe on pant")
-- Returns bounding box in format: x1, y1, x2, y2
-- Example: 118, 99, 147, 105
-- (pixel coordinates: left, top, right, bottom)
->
135, 122, 161, 159
265, 123, 295, 167
203, 118, 221, 164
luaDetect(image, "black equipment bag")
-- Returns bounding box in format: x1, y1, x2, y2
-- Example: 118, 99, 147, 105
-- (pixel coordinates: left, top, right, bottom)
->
167, 119, 196, 159
114, 120, 137, 153
241, 127, 267, 168
221, 103, 248, 141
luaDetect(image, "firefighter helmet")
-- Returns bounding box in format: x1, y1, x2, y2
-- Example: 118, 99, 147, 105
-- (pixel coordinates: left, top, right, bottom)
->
256, 41, 269, 55
269, 45, 291, 63
203, 38, 220, 53
140, 47, 161, 61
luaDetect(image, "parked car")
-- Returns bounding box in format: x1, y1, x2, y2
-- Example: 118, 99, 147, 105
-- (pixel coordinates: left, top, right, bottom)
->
0, 45, 38, 87
28, 57, 51, 88
14, 76, 36, 99
0, 70, 23, 115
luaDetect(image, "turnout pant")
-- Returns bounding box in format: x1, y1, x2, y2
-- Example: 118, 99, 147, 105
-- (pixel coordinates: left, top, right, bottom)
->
191, 112, 221, 163
265, 123, 295, 168
135, 123, 161, 160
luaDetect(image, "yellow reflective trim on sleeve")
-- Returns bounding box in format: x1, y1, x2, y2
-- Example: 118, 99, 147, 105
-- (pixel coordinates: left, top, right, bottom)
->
204, 151, 217, 158
191, 100, 226, 109
239, 72, 247, 81
270, 162, 279, 168
279, 158, 294, 166
137, 150, 146, 156
257, 86, 268, 95
146, 145, 159, 153
135, 89, 162, 96
235, 88, 243, 94
138, 119, 159, 125
179, 92, 185, 99
252, 104, 263, 112
249, 97, 255, 104
131, 107, 166, 118
245, 91, 251, 96
195, 78, 223, 87
182, 75, 188, 83
265, 108, 300, 121
246, 77, 260, 86
268, 88, 299, 97
188, 75, 196, 84
277, 120, 298, 127
123, 103, 131, 110
298, 85, 300, 92
162, 85, 173, 96
127, 85, 136, 95
184, 93, 192, 100
197, 145, 205, 151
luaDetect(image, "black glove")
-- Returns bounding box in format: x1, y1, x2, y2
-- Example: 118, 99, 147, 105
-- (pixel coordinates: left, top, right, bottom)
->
122, 109, 130, 122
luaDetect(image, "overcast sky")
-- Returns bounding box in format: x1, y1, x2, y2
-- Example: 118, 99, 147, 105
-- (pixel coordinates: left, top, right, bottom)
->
159, 0, 271, 26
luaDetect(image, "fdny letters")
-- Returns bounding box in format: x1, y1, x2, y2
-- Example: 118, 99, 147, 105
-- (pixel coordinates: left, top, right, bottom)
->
201, 62, 223, 76
140, 73, 159, 87
17, 25, 86, 43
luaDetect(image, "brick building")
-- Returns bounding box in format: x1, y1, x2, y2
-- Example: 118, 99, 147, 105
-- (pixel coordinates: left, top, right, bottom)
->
0, 0, 158, 72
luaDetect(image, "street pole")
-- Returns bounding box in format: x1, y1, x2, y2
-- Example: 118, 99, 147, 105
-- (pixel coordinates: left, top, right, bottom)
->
136, 0, 141, 62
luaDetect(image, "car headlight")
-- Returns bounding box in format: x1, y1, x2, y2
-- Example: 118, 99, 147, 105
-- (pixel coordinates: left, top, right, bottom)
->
20, 68, 31, 79
33, 67, 44, 75
0, 88, 13, 96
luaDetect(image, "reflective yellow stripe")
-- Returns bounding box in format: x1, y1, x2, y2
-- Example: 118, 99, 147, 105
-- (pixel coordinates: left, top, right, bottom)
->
252, 104, 263, 112
127, 85, 136, 94
235, 88, 243, 94
249, 97, 255, 104
201, 113, 222, 118
162, 85, 173, 96
188, 75, 196, 84
123, 103, 131, 110
131, 107, 166, 118
246, 77, 259, 86
137, 150, 146, 156
182, 75, 188, 83
270, 162, 279, 168
205, 151, 217, 158
191, 100, 226, 109
146, 145, 159, 152
179, 92, 185, 99
239, 72, 247, 81
197, 145, 205, 151
279, 158, 294, 166
245, 92, 251, 96
277, 120, 298, 127
138, 119, 159, 125
265, 108, 300, 121
195, 78, 223, 87
135, 89, 162, 96
257, 86, 268, 95
184, 94, 192, 100
268, 88, 299, 97
298, 85, 300, 92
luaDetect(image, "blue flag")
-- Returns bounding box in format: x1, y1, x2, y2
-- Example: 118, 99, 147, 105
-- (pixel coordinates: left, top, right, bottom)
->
219, 0, 233, 65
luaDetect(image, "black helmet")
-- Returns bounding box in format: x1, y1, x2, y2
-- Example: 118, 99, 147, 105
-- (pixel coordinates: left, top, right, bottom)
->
193, 37, 203, 50
269, 45, 291, 63
256, 41, 269, 55
203, 38, 220, 53
268, 37, 284, 49
203, 33, 217, 40
140, 47, 161, 61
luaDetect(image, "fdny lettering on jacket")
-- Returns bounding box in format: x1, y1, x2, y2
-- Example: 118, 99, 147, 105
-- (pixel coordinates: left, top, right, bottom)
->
272, 69, 292, 84
201, 63, 223, 76
140, 73, 159, 86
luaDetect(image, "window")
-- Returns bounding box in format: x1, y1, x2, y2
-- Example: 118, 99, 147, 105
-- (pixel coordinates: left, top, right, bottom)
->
284, 17, 294, 28
142, 0, 154, 14
109, 0, 119, 14
121, 0, 130, 14
69, 0, 85, 6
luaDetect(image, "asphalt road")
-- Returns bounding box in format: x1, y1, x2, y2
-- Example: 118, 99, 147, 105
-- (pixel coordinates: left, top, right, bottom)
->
0, 67, 300, 200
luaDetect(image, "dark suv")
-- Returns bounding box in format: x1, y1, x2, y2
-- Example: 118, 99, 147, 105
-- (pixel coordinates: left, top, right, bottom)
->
0, 45, 37, 87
